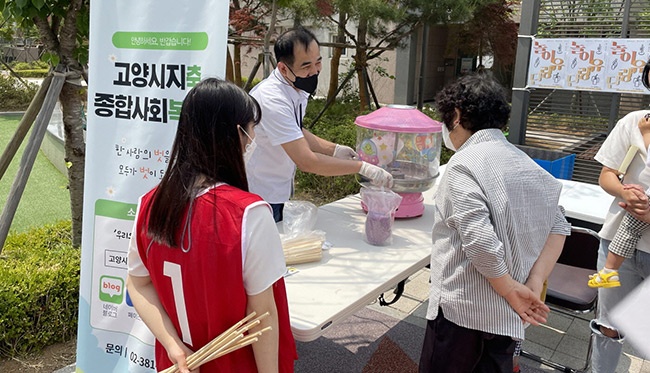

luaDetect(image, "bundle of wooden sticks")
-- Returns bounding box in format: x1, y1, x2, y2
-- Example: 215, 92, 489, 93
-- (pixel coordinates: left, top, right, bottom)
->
159, 312, 271, 373
281, 231, 324, 265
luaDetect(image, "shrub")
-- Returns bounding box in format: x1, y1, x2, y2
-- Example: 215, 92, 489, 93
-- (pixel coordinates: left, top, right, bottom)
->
0, 221, 79, 358
293, 99, 366, 205
9, 61, 49, 70
8, 61, 49, 78
241, 76, 261, 91
0, 74, 38, 111
9, 62, 32, 71
15, 69, 49, 78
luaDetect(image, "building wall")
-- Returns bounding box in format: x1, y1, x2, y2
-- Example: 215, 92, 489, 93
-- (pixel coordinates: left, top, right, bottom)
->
395, 24, 459, 106
1, 46, 40, 63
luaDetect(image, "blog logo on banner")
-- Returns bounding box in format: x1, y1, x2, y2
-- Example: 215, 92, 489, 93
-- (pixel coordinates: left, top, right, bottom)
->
527, 38, 650, 95
76, 1, 229, 372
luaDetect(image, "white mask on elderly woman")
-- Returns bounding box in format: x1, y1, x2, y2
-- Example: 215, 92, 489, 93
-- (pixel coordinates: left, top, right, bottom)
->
442, 123, 457, 152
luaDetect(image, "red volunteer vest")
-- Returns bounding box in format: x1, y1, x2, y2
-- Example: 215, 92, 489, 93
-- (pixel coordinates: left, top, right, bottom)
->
136, 184, 297, 372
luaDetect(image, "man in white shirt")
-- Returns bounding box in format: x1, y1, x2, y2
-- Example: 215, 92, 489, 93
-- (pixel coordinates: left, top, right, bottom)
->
246, 27, 392, 221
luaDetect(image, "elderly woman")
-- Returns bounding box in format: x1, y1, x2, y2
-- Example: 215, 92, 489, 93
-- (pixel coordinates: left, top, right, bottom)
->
419, 74, 571, 373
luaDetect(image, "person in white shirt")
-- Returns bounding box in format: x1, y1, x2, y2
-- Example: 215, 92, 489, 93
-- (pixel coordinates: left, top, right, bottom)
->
420, 74, 570, 372
246, 27, 392, 222
588, 124, 650, 290
590, 109, 650, 372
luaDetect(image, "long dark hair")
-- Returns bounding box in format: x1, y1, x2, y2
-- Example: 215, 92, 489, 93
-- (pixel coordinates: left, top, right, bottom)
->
146, 78, 261, 247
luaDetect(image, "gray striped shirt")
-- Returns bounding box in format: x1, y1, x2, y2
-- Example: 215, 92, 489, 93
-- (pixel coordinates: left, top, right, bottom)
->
427, 129, 571, 340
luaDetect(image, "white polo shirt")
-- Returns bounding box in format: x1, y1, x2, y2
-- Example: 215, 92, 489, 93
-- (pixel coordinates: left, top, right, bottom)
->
247, 68, 309, 203
595, 109, 650, 254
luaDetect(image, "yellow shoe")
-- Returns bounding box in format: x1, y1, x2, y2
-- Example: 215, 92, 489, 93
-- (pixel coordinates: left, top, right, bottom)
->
588, 270, 621, 288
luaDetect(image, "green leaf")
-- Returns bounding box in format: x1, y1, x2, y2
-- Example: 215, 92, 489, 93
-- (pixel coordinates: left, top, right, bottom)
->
41, 51, 60, 66
0, 0, 5, 12
15, 0, 29, 9
31, 0, 44, 10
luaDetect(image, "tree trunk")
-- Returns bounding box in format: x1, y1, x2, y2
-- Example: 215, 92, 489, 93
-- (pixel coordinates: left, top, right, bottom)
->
233, 42, 242, 86
327, 12, 347, 102
263, 0, 278, 78
356, 16, 370, 112
59, 78, 85, 248
52, 0, 85, 247
226, 47, 234, 82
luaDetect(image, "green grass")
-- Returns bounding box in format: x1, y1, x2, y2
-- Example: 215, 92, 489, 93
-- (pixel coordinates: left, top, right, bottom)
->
0, 114, 71, 233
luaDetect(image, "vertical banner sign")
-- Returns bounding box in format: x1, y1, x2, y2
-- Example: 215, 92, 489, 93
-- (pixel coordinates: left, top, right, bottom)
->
78, 2, 229, 372
528, 38, 650, 95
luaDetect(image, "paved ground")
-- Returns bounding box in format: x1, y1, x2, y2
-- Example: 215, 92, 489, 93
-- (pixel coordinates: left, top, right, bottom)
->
55, 267, 649, 373
368, 268, 650, 373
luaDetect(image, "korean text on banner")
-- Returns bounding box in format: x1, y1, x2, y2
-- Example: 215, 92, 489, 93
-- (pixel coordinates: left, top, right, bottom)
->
76, 1, 229, 372
527, 37, 650, 94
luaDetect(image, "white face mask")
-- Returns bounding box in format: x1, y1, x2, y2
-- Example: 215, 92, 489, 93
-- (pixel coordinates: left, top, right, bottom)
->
239, 126, 257, 163
442, 123, 457, 151
243, 139, 257, 163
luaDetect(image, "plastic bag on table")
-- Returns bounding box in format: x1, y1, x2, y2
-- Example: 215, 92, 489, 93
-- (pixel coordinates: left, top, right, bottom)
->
280, 201, 323, 265
282, 200, 318, 239
360, 187, 402, 246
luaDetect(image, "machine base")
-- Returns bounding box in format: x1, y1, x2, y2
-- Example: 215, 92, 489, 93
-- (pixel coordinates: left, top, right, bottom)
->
394, 192, 424, 218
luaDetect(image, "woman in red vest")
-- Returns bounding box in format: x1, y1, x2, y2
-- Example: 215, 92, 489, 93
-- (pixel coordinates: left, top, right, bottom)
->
127, 78, 297, 373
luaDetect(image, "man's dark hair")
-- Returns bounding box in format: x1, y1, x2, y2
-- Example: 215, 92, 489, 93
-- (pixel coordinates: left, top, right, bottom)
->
274, 26, 319, 66
435, 74, 511, 133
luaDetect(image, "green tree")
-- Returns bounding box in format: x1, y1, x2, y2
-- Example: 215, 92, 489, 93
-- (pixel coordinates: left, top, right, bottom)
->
1, 0, 89, 247
228, 0, 269, 86
458, 1, 520, 87
314, 0, 497, 110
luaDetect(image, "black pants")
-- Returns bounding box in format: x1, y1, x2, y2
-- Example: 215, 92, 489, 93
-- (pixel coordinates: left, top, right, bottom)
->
270, 203, 284, 223
419, 309, 515, 373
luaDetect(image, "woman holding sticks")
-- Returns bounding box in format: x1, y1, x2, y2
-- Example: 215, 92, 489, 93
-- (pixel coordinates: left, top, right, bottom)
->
127, 78, 297, 372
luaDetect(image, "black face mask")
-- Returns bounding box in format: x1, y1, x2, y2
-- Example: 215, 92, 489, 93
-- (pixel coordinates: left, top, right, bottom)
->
287, 65, 319, 95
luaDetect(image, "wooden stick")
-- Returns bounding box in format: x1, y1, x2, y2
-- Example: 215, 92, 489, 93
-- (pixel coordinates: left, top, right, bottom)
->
185, 312, 262, 366
203, 326, 272, 364
159, 312, 270, 373
210, 337, 259, 360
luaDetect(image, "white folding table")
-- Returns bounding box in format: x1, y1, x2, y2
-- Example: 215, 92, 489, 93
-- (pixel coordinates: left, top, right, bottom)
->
284, 188, 437, 341
284, 165, 613, 342
557, 179, 613, 226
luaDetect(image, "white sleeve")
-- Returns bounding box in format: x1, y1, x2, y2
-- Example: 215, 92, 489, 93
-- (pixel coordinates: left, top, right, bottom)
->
595, 110, 644, 170
251, 87, 304, 146
128, 197, 150, 277
242, 202, 287, 295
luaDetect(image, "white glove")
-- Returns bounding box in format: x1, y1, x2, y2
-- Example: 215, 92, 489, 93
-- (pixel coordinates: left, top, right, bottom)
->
359, 161, 393, 188
333, 144, 359, 160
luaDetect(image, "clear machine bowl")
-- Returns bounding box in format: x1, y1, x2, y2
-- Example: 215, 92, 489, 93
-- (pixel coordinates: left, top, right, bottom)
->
358, 161, 439, 192
355, 129, 442, 193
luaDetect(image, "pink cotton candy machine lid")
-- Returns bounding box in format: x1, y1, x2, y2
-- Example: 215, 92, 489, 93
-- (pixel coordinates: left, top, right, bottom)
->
354, 105, 442, 133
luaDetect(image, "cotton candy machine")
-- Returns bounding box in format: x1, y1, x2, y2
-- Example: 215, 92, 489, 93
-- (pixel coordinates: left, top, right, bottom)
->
355, 105, 442, 218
